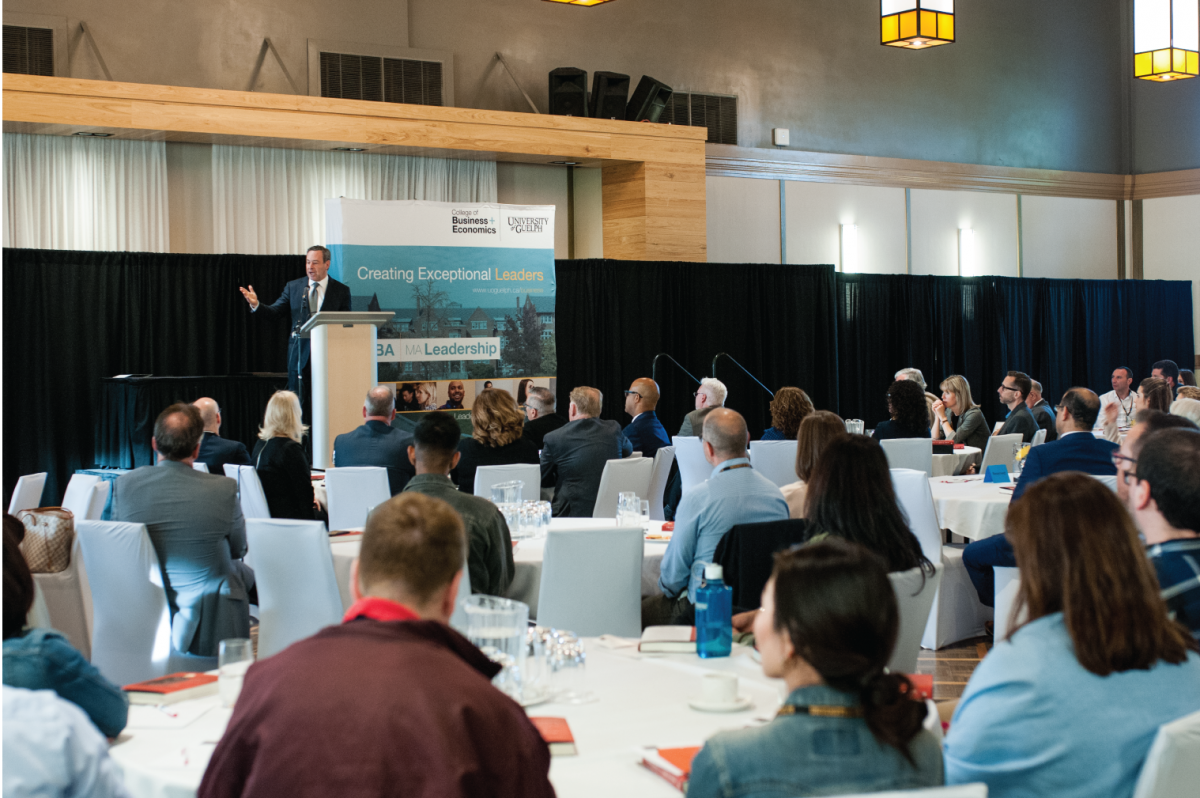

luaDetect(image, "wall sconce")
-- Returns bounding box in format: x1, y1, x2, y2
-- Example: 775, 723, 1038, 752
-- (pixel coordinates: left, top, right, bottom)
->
1134, 0, 1199, 81
881, 1, 955, 49
958, 227, 976, 276
840, 224, 859, 273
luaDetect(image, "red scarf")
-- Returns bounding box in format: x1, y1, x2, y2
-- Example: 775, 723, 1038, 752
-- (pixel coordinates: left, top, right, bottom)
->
342, 596, 420, 624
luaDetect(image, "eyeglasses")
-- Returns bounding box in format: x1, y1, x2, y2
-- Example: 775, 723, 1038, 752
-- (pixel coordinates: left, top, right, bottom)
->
623, 391, 641, 399
998, 384, 1019, 393
692, 391, 705, 398
1112, 451, 1137, 468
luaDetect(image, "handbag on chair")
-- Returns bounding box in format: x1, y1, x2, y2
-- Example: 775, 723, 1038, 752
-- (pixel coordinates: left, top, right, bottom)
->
17, 507, 75, 573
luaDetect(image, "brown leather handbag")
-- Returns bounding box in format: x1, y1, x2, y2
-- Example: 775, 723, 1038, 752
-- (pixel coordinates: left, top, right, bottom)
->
17, 507, 75, 573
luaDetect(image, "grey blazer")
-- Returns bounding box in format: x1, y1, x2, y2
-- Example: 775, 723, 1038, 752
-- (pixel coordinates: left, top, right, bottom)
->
540, 418, 632, 517
111, 460, 252, 658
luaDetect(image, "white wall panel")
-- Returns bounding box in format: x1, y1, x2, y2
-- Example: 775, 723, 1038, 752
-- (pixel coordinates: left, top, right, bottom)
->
910, 189, 1019, 277
706, 176, 781, 264
784, 181, 907, 273
496, 163, 569, 259
1020, 195, 1117, 280
1143, 195, 1200, 350
572, 167, 603, 260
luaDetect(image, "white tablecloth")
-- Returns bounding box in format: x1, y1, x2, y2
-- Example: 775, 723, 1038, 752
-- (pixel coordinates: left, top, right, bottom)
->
928, 475, 1014, 541
930, 446, 981, 478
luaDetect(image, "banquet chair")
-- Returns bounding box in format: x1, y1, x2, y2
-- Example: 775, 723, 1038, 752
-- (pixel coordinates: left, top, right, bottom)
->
192, 462, 209, 473
8, 472, 47, 515
449, 557, 472, 635
474, 464, 541, 502
1030, 428, 1047, 447
61, 474, 101, 519
537, 526, 643, 637
647, 446, 675, 521
1132, 707, 1200, 798
87, 481, 111, 522
246, 519, 342, 659
30, 535, 94, 660
592, 457, 654, 518
76, 520, 216, 686
887, 561, 944, 672
225, 464, 272, 520
830, 785, 987, 798
325, 466, 390, 530
890, 469, 943, 564
880, 439, 934, 477
713, 519, 810, 611
992, 566, 1022, 642
749, 440, 799, 487
979, 433, 1023, 474
1090, 473, 1119, 492
673, 436, 710, 495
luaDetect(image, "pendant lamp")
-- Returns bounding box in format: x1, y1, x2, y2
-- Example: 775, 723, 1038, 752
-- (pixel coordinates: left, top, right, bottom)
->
1135, 0, 1199, 81
881, 1, 955, 49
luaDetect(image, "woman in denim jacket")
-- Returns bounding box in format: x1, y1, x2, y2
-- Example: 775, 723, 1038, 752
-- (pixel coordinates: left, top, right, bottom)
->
3, 516, 128, 738
688, 539, 943, 798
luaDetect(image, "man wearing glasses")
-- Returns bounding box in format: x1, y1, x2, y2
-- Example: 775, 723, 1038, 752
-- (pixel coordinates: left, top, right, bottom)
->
679, 377, 727, 437
622, 378, 671, 459
994, 371, 1040, 443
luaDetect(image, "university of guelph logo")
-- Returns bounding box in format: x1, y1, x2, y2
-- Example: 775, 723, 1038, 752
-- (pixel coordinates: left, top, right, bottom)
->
507, 216, 549, 234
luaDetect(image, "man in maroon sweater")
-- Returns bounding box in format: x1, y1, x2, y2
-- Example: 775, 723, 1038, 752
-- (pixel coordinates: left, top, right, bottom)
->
198, 493, 555, 798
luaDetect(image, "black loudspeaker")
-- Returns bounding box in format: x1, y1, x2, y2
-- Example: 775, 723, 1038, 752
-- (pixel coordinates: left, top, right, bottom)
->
589, 71, 630, 120
625, 75, 673, 123
549, 67, 589, 117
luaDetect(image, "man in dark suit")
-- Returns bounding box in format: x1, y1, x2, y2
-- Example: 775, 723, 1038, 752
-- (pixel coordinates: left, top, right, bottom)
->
964, 387, 1117, 606
333, 385, 415, 495
622, 377, 670, 459
239, 245, 352, 414
193, 397, 252, 475
522, 386, 567, 449
994, 370, 1040, 443
111, 403, 253, 658
1025, 379, 1059, 442
540, 386, 632, 517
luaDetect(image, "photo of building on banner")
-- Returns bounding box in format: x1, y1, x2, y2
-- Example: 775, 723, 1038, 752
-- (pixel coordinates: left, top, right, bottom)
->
326, 199, 556, 431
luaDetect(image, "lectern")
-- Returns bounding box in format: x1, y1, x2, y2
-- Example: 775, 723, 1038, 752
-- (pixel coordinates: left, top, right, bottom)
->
298, 311, 395, 468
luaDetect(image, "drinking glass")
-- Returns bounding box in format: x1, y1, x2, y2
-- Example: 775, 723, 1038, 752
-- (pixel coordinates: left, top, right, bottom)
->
549, 641, 595, 704
640, 499, 651, 531
846, 419, 866, 436
463, 596, 529, 700
617, 491, 638, 525
218, 638, 254, 707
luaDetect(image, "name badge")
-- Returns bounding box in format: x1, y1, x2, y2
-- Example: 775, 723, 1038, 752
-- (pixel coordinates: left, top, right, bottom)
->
983, 464, 1011, 484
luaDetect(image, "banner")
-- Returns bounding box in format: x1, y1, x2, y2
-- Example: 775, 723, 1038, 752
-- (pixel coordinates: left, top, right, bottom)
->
326, 199, 556, 425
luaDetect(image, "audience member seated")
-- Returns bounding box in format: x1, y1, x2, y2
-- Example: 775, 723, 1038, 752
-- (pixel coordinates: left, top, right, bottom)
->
402, 412, 514, 596
3, 686, 132, 798
3, 517, 128, 738
644, 409, 787, 627
1178, 385, 1200, 402
1102, 376, 1173, 442
931, 374, 989, 457
197, 493, 554, 798
396, 382, 422, 412
780, 410, 846, 519
540, 386, 632, 517
679, 377, 726, 436
895, 367, 939, 428
1180, 368, 1197, 387
332, 385, 415, 495
1171, 397, 1200, 427
1095, 366, 1137, 432
944, 473, 1200, 798
761, 386, 814, 441
1024, 379, 1059, 442
962, 387, 1116, 607
451, 388, 539, 493
192, 397, 251, 474
994, 370, 1039, 443
872, 379, 931, 441
521, 386, 567, 450
251, 391, 319, 520
622, 377, 671, 458
1152, 359, 1181, 393
1114, 410, 1199, 508
689, 540, 944, 798
112, 403, 254, 658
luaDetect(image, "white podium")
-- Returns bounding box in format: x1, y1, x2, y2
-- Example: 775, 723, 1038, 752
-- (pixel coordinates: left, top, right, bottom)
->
298, 311, 395, 469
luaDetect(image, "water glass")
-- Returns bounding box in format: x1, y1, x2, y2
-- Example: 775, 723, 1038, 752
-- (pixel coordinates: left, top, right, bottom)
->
218, 638, 254, 707
617, 491, 640, 526
845, 419, 866, 435
549, 641, 595, 704
463, 595, 529, 700
640, 499, 651, 530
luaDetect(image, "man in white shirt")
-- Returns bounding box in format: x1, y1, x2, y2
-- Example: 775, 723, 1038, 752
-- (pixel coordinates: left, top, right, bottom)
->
1096, 366, 1136, 431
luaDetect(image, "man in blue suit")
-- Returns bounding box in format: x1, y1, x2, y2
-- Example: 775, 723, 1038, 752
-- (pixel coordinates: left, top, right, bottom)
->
963, 387, 1117, 607
622, 377, 670, 459
193, 397, 252, 475
333, 386, 415, 495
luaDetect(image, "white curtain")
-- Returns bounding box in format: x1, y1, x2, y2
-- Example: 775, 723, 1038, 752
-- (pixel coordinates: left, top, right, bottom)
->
3, 133, 170, 252
211, 145, 498, 255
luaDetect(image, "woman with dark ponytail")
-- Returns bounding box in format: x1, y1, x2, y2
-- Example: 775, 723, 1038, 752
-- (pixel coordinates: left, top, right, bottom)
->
688, 539, 943, 798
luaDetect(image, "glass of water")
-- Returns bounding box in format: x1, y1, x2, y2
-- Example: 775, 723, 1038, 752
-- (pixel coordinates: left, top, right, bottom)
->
463, 595, 529, 700
218, 638, 254, 707
640, 499, 651, 530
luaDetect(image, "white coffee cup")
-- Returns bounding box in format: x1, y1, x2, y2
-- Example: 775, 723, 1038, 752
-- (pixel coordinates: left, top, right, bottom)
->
700, 672, 738, 706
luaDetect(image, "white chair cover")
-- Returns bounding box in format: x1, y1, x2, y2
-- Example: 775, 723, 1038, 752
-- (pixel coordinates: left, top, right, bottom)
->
591, 458, 654, 519
890, 469, 943, 564
246, 519, 342, 659
537, 526, 643, 637
192, 462, 209, 473
76, 520, 215, 685
449, 558, 472, 634
647, 446, 676, 521
992, 566, 1022, 642
61, 474, 101, 519
1030, 428, 1047, 447
8, 472, 47, 515
30, 536, 94, 660
923, 545, 991, 649
888, 561, 944, 672
473, 464, 541, 502
325, 467, 391, 531
86, 481, 111, 521
225, 464, 272, 520
831, 784, 987, 798
749, 440, 799, 487
880, 439, 934, 477
673, 436, 710, 495
1132, 708, 1200, 798
980, 433, 1023, 473
1091, 473, 1119, 492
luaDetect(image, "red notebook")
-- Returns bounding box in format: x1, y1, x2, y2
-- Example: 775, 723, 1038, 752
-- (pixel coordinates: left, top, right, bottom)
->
906, 673, 934, 701
640, 746, 701, 792
528, 717, 577, 756
123, 672, 219, 705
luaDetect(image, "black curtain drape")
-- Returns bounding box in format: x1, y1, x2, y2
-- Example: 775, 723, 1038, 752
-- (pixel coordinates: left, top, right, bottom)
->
555, 259, 840, 439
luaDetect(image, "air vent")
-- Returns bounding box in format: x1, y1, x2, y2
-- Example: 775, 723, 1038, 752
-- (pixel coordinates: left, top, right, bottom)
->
3, 25, 54, 76
660, 91, 738, 145
320, 51, 443, 106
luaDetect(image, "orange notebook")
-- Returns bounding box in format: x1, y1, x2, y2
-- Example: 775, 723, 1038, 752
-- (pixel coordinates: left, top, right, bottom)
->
528, 716, 577, 756
123, 672, 219, 705
906, 673, 934, 701
640, 746, 701, 792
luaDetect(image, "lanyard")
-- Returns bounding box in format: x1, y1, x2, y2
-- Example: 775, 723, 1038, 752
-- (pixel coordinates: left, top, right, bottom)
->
719, 463, 752, 474
776, 704, 864, 718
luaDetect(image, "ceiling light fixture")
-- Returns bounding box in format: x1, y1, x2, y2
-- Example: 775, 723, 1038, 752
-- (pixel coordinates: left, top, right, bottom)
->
542, 0, 616, 6
881, 1, 955, 50
332, 147, 366, 151
1134, 0, 1199, 81
74, 132, 113, 137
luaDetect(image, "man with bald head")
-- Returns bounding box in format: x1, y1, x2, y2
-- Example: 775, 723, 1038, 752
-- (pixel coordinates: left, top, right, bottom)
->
193, 397, 252, 475
333, 385, 416, 495
644, 408, 788, 627
623, 377, 671, 459
540, 386, 633, 517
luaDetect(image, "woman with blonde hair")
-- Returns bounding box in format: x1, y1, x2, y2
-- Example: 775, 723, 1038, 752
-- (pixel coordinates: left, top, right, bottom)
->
779, 411, 846, 519
414, 382, 438, 411
931, 375, 989, 455
451, 388, 539, 492
761, 387, 815, 440
252, 391, 318, 520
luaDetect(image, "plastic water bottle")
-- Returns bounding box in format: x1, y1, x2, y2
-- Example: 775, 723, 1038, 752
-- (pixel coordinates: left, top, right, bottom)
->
695, 563, 732, 658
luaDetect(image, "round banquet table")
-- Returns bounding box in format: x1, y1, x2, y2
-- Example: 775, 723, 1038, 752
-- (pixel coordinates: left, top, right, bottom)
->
930, 445, 981, 478
928, 474, 1014, 541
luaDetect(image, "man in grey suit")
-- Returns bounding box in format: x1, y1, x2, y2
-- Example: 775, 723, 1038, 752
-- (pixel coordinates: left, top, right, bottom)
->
678, 377, 727, 436
111, 403, 254, 659
540, 386, 632, 517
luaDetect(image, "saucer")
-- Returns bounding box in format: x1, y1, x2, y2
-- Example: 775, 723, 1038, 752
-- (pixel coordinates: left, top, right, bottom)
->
688, 695, 754, 713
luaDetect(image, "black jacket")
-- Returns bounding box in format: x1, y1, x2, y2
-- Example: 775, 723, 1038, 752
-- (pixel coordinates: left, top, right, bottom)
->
197, 431, 252, 476
333, 420, 415, 495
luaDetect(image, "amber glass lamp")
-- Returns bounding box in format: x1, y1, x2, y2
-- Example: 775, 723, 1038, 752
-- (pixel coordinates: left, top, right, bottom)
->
881, 1, 955, 49
1135, 0, 1199, 81
542, 0, 616, 6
